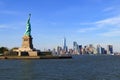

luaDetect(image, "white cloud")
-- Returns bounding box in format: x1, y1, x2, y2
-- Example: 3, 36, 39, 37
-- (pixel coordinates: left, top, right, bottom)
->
103, 7, 115, 12
95, 16, 120, 26
0, 25, 9, 29
100, 30, 120, 37
0, 22, 25, 29
0, 10, 20, 15
78, 16, 120, 33
78, 27, 99, 33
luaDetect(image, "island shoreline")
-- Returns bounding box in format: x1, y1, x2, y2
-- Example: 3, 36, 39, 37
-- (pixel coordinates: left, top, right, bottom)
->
0, 56, 72, 60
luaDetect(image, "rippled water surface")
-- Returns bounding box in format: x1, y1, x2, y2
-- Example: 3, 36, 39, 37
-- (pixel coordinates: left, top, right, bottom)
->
0, 55, 120, 80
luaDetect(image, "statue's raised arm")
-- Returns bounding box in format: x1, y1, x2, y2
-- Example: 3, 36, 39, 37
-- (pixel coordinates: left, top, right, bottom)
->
28, 14, 31, 20
24, 14, 31, 36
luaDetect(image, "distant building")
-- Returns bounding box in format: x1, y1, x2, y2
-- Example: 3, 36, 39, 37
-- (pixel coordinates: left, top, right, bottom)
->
88, 44, 94, 54
63, 37, 68, 53
52, 48, 57, 55
69, 49, 73, 54
107, 45, 113, 54
57, 46, 62, 55
97, 45, 102, 54
101, 47, 107, 54
93, 48, 97, 54
73, 41, 79, 55
82, 46, 87, 54
78, 45, 82, 54
82, 45, 95, 54
96, 45, 108, 54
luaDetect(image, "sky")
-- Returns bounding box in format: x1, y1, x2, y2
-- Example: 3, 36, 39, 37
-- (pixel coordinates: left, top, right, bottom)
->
0, 0, 120, 51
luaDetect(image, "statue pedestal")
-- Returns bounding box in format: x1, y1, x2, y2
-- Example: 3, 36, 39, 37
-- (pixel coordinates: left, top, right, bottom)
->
18, 35, 38, 56
21, 36, 33, 49
18, 51, 38, 56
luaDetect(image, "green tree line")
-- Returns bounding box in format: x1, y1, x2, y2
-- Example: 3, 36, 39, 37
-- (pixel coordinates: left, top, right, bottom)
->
0, 47, 9, 54
0, 47, 19, 55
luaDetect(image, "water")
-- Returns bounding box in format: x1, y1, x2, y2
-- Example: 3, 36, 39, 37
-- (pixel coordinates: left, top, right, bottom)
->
0, 55, 120, 80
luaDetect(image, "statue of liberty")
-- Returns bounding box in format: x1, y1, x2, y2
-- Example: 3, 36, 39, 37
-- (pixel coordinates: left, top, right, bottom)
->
24, 14, 31, 36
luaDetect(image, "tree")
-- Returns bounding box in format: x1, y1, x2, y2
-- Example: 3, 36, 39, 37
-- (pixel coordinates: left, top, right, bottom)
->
0, 47, 9, 54
10, 47, 19, 52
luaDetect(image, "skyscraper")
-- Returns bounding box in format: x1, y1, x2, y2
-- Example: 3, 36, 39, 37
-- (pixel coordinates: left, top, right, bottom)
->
78, 45, 82, 54
63, 37, 68, 53
107, 45, 113, 54
57, 46, 62, 55
73, 41, 79, 54
97, 45, 102, 54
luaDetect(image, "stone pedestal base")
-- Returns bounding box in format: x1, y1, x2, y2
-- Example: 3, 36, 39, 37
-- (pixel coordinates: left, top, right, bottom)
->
18, 51, 38, 56
28, 51, 38, 56
18, 51, 21, 56
17, 34, 38, 56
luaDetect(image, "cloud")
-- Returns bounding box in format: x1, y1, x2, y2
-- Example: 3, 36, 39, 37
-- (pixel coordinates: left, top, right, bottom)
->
95, 16, 120, 26
0, 22, 25, 30
78, 16, 120, 33
0, 25, 9, 29
100, 30, 120, 37
0, 10, 20, 15
102, 5, 120, 16
103, 7, 115, 12
78, 27, 99, 33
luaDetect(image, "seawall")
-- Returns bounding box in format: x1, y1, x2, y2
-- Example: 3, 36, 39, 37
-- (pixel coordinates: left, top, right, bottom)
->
0, 56, 72, 60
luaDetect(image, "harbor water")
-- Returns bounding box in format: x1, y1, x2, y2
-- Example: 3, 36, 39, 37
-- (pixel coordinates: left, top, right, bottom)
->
0, 55, 120, 80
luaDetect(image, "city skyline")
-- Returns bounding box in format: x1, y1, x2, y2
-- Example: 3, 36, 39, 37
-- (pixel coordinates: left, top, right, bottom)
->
0, 0, 120, 51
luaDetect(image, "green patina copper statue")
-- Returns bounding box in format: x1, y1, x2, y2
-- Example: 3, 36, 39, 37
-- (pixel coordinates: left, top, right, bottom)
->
24, 14, 31, 36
